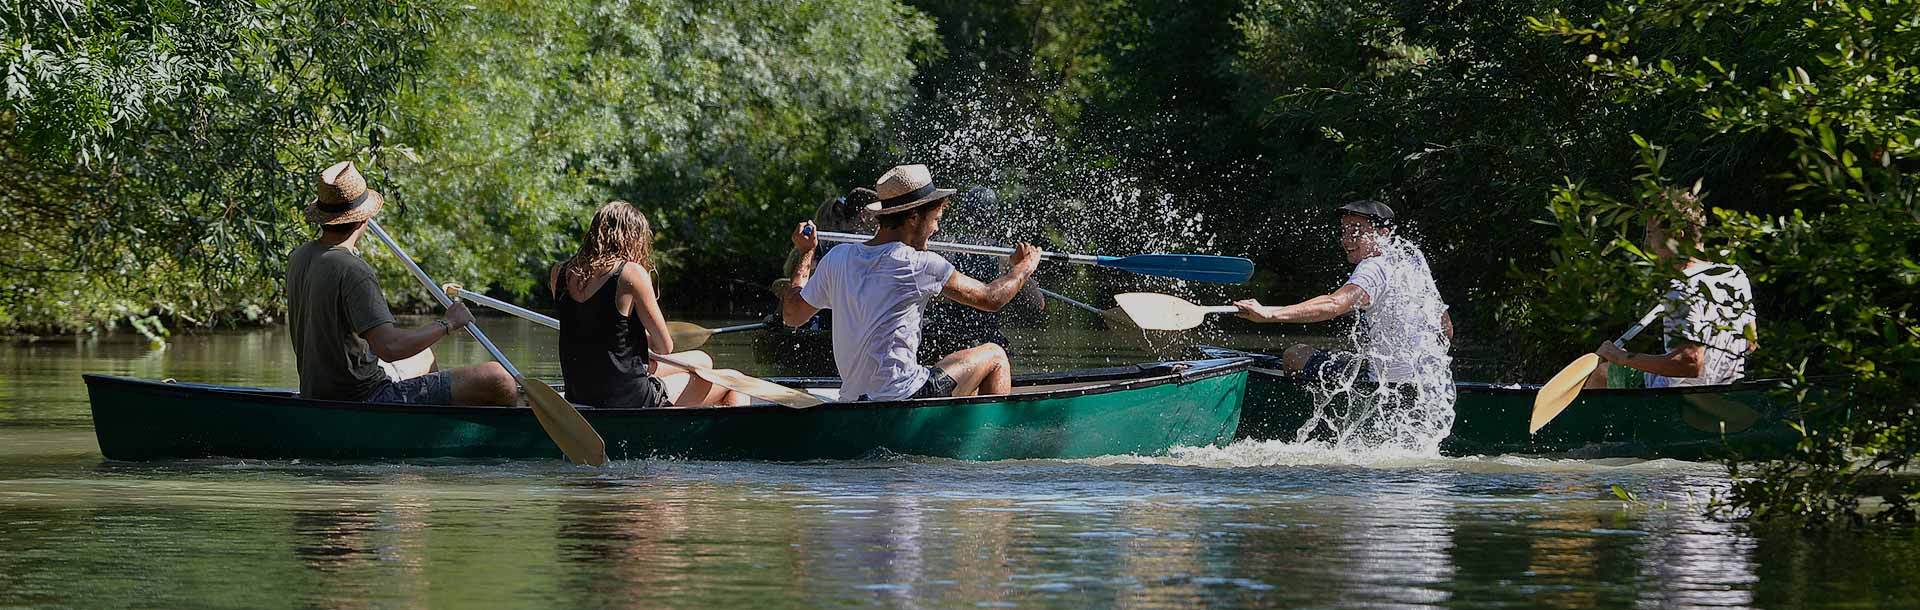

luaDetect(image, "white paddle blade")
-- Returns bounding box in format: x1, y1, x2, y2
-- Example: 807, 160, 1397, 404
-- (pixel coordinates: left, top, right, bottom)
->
1114, 292, 1220, 331
1529, 353, 1601, 434
693, 368, 827, 409
522, 377, 609, 466
666, 321, 715, 351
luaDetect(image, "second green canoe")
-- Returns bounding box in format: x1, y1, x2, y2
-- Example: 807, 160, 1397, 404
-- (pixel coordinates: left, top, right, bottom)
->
1202, 347, 1802, 460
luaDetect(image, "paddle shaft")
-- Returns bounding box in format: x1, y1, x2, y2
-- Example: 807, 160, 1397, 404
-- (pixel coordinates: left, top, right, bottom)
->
366, 221, 521, 379
708, 322, 770, 335
1613, 305, 1666, 347
817, 230, 1099, 265
450, 289, 714, 374
1036, 287, 1104, 315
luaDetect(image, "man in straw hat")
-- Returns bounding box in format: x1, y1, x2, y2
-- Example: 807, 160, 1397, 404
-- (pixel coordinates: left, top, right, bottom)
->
286, 161, 518, 405
778, 164, 1043, 401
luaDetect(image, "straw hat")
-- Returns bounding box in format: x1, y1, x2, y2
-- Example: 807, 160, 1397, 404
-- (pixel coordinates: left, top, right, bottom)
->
305, 161, 386, 225
867, 164, 956, 216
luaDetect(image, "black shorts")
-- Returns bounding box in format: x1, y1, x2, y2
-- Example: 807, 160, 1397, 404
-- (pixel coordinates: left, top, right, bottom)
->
368, 370, 454, 405
907, 367, 959, 400
1299, 349, 1370, 384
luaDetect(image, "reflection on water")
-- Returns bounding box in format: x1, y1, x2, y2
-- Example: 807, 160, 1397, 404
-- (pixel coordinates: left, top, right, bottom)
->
3, 318, 1919, 609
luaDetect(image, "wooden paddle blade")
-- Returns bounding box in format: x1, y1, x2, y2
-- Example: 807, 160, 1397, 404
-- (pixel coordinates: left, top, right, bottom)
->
521, 378, 609, 466
1530, 353, 1601, 434
693, 368, 826, 409
1113, 292, 1211, 331
666, 321, 715, 351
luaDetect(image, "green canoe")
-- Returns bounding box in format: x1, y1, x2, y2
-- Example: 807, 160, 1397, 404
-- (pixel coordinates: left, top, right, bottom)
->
1201, 347, 1802, 460
84, 358, 1250, 462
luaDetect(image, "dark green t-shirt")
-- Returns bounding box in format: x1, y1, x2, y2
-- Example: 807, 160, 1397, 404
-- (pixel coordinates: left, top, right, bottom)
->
287, 240, 395, 400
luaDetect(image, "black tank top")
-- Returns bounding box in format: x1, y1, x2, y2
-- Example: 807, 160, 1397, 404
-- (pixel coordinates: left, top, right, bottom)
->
556, 263, 660, 408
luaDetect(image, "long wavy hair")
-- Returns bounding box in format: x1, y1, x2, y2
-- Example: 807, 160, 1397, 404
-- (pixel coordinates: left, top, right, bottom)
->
561, 200, 655, 292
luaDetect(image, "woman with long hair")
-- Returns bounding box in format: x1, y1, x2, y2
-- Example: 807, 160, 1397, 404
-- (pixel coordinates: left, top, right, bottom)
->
552, 201, 748, 407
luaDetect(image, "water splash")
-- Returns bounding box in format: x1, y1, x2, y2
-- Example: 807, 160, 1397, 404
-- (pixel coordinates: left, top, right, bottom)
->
1292, 234, 1457, 454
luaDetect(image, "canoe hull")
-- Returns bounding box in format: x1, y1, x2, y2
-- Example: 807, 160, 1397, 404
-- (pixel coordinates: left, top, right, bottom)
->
85, 360, 1249, 462
1200, 347, 1801, 460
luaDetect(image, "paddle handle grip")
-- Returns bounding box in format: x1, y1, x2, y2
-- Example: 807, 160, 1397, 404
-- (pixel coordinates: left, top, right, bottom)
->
815, 230, 1100, 265
366, 220, 522, 379
1614, 304, 1668, 347
1036, 287, 1103, 315
1201, 306, 1240, 315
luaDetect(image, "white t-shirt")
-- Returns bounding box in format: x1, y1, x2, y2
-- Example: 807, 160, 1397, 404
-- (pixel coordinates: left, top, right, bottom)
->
800, 241, 956, 401
1344, 243, 1451, 383
1647, 262, 1755, 388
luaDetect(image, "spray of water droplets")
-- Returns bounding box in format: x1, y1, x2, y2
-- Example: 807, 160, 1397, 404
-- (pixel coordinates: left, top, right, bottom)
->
1291, 234, 1457, 454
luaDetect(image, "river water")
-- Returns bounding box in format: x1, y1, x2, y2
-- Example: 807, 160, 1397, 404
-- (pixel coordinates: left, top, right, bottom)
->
2, 316, 1915, 609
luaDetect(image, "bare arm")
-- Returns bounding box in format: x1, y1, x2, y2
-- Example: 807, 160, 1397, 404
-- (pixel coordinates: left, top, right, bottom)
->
940, 243, 1041, 312
995, 257, 1046, 311
780, 222, 822, 327
1234, 284, 1369, 324
1442, 310, 1455, 341
1599, 342, 1706, 378
362, 301, 470, 362
621, 264, 674, 355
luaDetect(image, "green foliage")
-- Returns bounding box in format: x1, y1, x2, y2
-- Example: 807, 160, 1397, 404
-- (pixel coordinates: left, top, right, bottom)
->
372, 0, 935, 304
1525, 0, 1920, 525
1, 0, 440, 333
1, 0, 933, 331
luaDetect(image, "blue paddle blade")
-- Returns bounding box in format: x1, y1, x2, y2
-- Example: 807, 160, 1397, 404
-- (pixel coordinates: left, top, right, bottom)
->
1095, 254, 1256, 284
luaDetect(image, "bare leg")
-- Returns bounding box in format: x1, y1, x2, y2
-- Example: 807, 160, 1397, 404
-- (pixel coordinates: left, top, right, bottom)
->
933, 343, 1011, 397
653, 351, 746, 406
666, 370, 750, 406
653, 350, 714, 379
448, 362, 518, 406
1584, 362, 1611, 389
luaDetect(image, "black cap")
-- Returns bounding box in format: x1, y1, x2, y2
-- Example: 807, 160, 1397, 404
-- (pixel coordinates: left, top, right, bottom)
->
1337, 199, 1394, 224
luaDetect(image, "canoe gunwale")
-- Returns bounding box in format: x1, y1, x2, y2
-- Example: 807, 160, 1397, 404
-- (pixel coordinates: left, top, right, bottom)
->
81, 357, 1253, 418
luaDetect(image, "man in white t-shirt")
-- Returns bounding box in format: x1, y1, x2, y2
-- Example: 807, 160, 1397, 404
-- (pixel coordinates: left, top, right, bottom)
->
778, 164, 1042, 401
1585, 190, 1757, 388
1231, 200, 1454, 383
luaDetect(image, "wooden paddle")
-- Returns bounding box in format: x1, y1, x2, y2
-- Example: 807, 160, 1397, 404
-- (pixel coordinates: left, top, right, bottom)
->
812, 230, 1256, 284
443, 286, 826, 409
1528, 305, 1667, 434
365, 220, 608, 466
1112, 292, 1239, 331
440, 284, 766, 350
665, 321, 770, 351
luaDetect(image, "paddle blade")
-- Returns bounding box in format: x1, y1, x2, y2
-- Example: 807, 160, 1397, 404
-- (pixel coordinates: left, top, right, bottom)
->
1098, 254, 1255, 284
1113, 292, 1212, 331
694, 368, 827, 409
666, 321, 715, 351
521, 378, 609, 466
1530, 353, 1600, 434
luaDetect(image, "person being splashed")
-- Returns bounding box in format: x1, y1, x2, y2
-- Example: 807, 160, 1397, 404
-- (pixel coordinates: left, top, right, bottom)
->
1232, 200, 1457, 450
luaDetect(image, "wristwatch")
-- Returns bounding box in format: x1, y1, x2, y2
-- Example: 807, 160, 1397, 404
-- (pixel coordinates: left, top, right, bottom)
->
435, 319, 452, 335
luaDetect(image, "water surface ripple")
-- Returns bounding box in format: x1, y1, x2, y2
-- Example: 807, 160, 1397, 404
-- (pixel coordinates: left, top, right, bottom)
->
3, 320, 1915, 609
